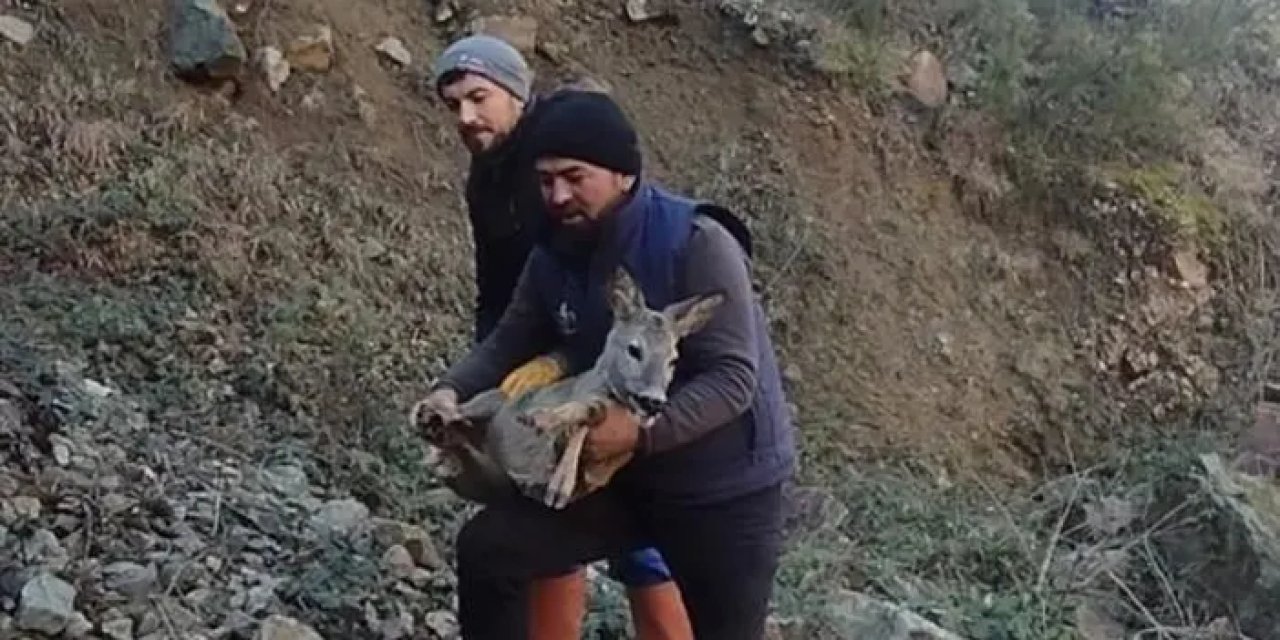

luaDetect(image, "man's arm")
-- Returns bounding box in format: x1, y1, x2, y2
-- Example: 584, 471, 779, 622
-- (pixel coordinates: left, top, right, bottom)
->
436, 258, 554, 400
640, 218, 759, 454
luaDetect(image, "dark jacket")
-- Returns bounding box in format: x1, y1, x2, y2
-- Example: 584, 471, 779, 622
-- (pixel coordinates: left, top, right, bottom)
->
463, 99, 547, 342
439, 180, 796, 504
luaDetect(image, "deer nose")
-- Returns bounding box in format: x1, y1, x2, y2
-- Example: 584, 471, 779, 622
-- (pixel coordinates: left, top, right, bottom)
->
633, 393, 666, 417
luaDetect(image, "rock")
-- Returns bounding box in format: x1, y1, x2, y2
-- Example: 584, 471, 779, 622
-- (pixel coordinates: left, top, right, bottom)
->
103, 562, 158, 599
287, 25, 335, 73
625, 0, 672, 23
0, 15, 35, 46
258, 615, 324, 640
1171, 248, 1209, 289
309, 498, 370, 540
423, 610, 458, 639
15, 572, 77, 635
258, 46, 290, 93
375, 37, 411, 67
168, 0, 247, 80
807, 590, 965, 639
434, 1, 456, 24
10, 496, 40, 521
469, 15, 538, 53
372, 518, 443, 568
902, 50, 948, 108
379, 609, 414, 639
65, 612, 93, 638
751, 27, 771, 47
102, 617, 135, 640
381, 545, 416, 581
262, 463, 308, 498
0, 399, 21, 436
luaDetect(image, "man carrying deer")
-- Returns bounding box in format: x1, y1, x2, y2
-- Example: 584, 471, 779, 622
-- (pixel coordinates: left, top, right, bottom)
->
414, 87, 796, 639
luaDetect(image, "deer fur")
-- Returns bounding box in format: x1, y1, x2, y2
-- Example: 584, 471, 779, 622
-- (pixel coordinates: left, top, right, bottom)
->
414, 266, 723, 509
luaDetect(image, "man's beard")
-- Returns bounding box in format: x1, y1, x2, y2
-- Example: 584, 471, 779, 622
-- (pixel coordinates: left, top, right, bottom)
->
548, 214, 604, 259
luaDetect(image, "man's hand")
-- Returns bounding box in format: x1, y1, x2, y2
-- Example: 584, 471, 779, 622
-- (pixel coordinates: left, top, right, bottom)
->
500, 354, 565, 398
410, 387, 462, 440
584, 404, 640, 462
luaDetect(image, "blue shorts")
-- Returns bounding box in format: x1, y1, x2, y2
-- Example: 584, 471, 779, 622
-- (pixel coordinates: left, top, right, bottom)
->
606, 546, 673, 588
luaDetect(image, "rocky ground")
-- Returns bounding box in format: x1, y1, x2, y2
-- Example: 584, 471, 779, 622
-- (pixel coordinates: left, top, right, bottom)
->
3, 0, 1280, 638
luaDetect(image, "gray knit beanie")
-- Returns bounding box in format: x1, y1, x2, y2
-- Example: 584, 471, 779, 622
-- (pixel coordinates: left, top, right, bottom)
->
432, 34, 533, 102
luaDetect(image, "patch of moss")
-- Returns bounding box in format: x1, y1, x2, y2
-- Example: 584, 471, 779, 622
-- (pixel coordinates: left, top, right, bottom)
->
1113, 163, 1225, 246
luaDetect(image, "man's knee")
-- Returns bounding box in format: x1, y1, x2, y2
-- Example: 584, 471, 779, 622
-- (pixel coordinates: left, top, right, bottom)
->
456, 508, 510, 578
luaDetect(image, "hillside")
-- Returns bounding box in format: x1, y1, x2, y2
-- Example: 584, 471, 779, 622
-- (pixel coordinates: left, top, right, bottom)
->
2, 0, 1279, 638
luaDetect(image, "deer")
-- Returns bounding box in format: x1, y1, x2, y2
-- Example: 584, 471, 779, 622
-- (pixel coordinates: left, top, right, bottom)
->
412, 266, 723, 509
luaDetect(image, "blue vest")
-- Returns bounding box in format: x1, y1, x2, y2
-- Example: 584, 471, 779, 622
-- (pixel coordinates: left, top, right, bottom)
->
525, 182, 795, 504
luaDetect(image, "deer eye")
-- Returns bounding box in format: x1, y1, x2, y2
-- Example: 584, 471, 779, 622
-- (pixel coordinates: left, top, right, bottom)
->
627, 343, 643, 360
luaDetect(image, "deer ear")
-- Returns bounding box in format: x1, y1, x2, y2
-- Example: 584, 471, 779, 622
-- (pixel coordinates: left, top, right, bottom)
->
664, 292, 725, 338
608, 267, 645, 318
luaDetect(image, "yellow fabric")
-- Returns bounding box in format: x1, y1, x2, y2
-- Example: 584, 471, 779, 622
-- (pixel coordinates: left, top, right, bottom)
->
499, 355, 565, 398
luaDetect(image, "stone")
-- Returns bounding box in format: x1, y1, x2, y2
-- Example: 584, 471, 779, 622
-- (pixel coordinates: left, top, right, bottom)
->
625, 0, 672, 23
10, 496, 40, 521
65, 612, 94, 638
103, 561, 158, 599
258, 46, 290, 93
423, 610, 458, 639
15, 572, 77, 635
258, 615, 324, 640
168, 0, 247, 80
1171, 248, 1209, 289
309, 498, 370, 540
0, 15, 35, 46
262, 463, 308, 497
434, 1, 456, 24
287, 25, 335, 73
372, 518, 443, 568
379, 609, 414, 639
807, 590, 965, 639
469, 15, 538, 53
0, 399, 21, 436
375, 37, 411, 67
902, 50, 948, 108
103, 617, 135, 640
381, 545, 416, 581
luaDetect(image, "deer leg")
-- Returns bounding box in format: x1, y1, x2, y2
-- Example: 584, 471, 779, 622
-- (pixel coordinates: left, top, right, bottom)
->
544, 425, 588, 509
522, 397, 609, 433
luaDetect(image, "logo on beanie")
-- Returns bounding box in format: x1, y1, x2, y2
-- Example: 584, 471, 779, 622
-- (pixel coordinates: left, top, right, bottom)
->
555, 301, 578, 337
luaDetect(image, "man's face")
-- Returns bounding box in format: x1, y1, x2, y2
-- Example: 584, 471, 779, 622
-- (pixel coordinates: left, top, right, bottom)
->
535, 157, 634, 228
440, 73, 523, 155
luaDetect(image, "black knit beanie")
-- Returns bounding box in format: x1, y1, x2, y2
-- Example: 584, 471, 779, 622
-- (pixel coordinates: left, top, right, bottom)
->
526, 90, 642, 176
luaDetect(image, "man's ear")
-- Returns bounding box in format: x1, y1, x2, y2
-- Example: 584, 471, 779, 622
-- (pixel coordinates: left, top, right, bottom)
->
608, 267, 646, 319
663, 292, 725, 338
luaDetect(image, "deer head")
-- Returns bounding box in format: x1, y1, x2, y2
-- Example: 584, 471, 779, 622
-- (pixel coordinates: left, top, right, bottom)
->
597, 266, 724, 417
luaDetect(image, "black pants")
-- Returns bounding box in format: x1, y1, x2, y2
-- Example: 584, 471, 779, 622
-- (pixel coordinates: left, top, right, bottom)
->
456, 483, 785, 639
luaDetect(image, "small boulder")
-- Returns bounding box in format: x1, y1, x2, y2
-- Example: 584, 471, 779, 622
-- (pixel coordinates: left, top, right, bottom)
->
102, 561, 158, 599
65, 612, 93, 638
625, 0, 674, 23
0, 15, 35, 46
168, 0, 247, 80
101, 617, 134, 640
423, 610, 459, 639
375, 37, 411, 67
15, 572, 77, 635
902, 50, 948, 108
808, 590, 965, 639
258, 615, 324, 640
287, 25, 335, 73
469, 15, 538, 53
381, 545, 416, 581
258, 46, 291, 93
309, 498, 370, 540
372, 518, 443, 568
